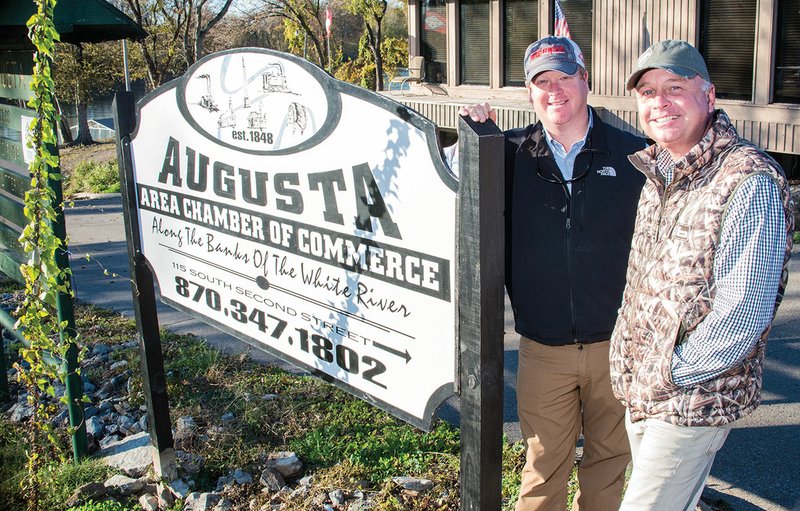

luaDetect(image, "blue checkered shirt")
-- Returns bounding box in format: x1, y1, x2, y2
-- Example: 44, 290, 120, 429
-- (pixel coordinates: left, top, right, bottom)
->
657, 151, 787, 386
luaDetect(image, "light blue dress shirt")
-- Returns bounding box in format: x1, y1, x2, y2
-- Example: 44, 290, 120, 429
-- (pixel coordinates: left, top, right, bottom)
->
542, 111, 593, 192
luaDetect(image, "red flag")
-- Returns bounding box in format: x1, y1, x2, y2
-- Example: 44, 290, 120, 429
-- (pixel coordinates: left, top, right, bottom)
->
325, 6, 332, 38
554, 0, 572, 39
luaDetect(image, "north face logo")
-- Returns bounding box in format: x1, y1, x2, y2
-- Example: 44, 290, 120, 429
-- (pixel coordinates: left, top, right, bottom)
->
597, 166, 616, 176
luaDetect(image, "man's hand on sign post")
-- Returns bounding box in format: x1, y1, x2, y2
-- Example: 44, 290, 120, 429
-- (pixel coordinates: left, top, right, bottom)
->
459, 102, 497, 124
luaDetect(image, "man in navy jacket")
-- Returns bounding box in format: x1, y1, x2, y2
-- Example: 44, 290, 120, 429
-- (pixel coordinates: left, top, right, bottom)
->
458, 36, 645, 510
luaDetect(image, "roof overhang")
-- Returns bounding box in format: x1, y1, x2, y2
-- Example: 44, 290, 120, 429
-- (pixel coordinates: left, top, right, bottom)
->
0, 0, 147, 51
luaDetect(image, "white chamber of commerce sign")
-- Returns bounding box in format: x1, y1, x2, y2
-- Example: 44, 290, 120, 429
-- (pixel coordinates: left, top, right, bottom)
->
128, 48, 458, 429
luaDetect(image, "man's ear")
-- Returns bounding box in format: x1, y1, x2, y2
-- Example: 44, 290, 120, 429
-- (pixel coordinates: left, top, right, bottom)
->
707, 84, 716, 113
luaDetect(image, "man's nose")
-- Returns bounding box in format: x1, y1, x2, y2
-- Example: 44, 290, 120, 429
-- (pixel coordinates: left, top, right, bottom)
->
652, 91, 670, 108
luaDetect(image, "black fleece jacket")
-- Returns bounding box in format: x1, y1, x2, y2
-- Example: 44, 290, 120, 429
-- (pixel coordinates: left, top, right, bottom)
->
505, 108, 646, 345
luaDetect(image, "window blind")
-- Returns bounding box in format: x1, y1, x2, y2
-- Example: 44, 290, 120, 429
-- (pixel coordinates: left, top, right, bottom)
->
421, 0, 448, 84
775, 0, 800, 103
504, 0, 539, 86
699, 0, 756, 101
460, 0, 491, 85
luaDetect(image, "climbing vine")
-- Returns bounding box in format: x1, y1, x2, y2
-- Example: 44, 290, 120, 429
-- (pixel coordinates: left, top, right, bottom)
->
14, 0, 75, 509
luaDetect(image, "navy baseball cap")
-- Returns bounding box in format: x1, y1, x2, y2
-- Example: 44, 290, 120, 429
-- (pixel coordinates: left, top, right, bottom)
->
524, 36, 586, 83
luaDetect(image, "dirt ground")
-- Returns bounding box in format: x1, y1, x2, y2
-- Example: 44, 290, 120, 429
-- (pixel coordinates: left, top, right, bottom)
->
58, 141, 117, 177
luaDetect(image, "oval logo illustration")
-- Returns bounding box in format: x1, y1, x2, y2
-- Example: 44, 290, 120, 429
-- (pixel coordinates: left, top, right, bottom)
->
177, 49, 340, 155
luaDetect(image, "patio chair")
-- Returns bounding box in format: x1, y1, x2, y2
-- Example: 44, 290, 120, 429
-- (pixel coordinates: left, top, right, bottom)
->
389, 56, 425, 95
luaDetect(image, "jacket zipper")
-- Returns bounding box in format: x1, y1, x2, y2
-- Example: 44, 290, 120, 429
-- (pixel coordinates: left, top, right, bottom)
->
656, 181, 672, 243
563, 182, 578, 343
565, 149, 595, 344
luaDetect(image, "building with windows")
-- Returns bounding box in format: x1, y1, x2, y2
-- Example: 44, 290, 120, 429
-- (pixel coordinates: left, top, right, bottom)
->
397, 0, 800, 169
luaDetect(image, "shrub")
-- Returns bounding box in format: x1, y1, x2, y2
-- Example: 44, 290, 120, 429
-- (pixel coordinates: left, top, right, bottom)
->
64, 160, 120, 196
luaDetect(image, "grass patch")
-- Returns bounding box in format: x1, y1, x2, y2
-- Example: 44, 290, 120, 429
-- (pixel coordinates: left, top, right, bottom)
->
0, 421, 28, 510
37, 459, 121, 511
67, 500, 136, 511
2, 296, 587, 510
63, 160, 120, 196
0, 418, 122, 511
501, 439, 525, 504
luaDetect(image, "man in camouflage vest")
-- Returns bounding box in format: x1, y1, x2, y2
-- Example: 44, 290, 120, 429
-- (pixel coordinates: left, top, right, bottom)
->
611, 40, 794, 510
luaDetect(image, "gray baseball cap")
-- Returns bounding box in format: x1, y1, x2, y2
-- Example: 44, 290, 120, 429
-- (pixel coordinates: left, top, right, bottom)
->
626, 40, 710, 90
524, 36, 586, 83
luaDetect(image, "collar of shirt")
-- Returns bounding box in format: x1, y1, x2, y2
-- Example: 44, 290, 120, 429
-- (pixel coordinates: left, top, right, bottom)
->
543, 109, 593, 189
656, 149, 675, 187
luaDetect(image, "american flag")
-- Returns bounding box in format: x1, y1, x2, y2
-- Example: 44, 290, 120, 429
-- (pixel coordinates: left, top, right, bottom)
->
554, 0, 572, 39
325, 6, 332, 38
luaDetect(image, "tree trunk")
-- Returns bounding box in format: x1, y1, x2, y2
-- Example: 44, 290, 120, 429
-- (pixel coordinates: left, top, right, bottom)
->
193, 0, 234, 64
73, 101, 94, 146
374, 24, 383, 91
54, 98, 74, 145
58, 116, 74, 145
69, 44, 92, 145
365, 21, 383, 91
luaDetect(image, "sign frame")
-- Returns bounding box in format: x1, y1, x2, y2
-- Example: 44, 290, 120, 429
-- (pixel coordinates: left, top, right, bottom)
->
119, 47, 460, 431
116, 49, 507, 508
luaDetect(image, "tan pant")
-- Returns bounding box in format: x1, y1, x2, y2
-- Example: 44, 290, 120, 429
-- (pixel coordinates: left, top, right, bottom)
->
515, 339, 630, 511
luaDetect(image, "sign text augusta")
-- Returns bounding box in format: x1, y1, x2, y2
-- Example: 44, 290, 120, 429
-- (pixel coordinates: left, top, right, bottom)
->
128, 49, 458, 429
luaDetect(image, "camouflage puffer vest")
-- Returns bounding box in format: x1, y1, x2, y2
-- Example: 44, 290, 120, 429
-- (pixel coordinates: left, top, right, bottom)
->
609, 110, 794, 427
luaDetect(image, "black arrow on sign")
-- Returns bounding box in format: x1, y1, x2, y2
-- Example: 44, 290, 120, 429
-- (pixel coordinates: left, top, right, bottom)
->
373, 341, 411, 363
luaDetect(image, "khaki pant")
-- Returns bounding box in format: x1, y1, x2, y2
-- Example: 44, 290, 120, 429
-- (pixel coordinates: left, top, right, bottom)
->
620, 411, 731, 510
515, 339, 630, 511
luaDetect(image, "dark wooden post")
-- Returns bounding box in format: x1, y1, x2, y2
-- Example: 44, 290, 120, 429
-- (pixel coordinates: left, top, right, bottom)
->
113, 91, 176, 479
457, 115, 505, 511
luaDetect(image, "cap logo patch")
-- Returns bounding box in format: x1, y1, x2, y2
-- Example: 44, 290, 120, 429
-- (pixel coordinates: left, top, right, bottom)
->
529, 45, 568, 62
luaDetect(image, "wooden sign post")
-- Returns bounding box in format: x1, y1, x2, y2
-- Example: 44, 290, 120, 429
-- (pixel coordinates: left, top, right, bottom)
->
114, 91, 176, 479
457, 115, 505, 511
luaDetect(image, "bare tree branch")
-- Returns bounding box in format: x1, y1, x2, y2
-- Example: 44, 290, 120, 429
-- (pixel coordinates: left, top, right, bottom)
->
119, 0, 234, 86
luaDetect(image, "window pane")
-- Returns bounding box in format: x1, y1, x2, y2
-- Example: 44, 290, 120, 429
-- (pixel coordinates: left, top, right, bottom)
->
774, 0, 800, 103
421, 0, 447, 84
460, 0, 490, 85
557, 0, 592, 85
504, 0, 539, 87
699, 0, 756, 101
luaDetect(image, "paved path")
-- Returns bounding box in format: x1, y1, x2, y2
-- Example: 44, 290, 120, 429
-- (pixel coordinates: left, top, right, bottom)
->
65, 195, 800, 511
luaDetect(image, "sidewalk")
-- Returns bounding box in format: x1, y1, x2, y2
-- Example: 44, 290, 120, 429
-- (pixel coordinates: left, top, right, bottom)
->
64, 195, 800, 511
